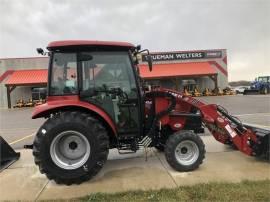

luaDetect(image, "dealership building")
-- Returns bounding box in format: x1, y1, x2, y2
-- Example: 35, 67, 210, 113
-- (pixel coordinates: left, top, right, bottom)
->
0, 57, 49, 108
0, 49, 228, 108
139, 49, 228, 91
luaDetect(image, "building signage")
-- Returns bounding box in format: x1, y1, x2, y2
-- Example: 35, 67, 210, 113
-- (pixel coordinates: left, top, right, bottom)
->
142, 50, 222, 62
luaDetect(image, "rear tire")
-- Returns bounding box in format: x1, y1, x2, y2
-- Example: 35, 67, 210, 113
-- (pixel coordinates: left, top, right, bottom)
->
165, 131, 205, 171
263, 87, 268, 94
33, 111, 109, 185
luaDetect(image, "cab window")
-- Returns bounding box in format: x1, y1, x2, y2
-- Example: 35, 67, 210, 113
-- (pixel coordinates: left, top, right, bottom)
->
50, 53, 78, 95
81, 51, 137, 98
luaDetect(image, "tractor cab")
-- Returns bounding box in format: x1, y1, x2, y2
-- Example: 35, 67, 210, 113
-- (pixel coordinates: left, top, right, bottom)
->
36, 41, 152, 138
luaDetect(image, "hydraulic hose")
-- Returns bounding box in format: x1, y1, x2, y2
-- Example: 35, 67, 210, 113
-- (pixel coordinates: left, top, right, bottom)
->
217, 105, 245, 132
145, 91, 176, 137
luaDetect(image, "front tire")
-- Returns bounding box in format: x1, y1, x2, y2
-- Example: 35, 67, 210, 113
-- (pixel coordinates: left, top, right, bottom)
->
33, 111, 109, 185
165, 131, 205, 171
261, 87, 268, 94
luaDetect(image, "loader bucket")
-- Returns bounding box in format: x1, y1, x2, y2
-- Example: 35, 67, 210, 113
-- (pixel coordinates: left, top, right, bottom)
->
0, 136, 20, 171
243, 124, 270, 160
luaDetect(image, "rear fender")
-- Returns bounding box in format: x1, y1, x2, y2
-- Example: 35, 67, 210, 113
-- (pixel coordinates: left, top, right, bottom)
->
32, 97, 117, 136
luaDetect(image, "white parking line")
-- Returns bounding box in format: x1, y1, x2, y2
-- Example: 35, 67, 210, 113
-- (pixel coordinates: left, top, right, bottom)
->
0, 127, 37, 132
9, 133, 35, 145
243, 122, 270, 129
235, 113, 270, 117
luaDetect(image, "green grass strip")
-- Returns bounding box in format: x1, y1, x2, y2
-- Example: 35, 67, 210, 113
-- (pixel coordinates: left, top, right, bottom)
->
78, 180, 270, 202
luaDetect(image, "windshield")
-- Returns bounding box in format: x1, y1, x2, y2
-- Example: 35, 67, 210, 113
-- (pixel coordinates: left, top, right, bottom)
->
49, 51, 137, 97
81, 51, 137, 96
258, 77, 269, 82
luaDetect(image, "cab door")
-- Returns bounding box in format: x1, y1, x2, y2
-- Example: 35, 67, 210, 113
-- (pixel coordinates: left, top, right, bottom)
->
79, 51, 141, 136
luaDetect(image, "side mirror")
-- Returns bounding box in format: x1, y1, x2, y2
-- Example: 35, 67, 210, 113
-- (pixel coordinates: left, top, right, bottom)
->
136, 48, 153, 71
146, 55, 153, 72
36, 48, 49, 56
36, 48, 44, 55
136, 45, 141, 51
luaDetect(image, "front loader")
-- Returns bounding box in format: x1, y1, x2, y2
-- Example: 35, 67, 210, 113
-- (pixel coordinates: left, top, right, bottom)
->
30, 40, 269, 185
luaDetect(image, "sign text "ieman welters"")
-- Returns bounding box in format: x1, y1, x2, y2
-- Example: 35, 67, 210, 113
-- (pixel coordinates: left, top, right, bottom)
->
142, 51, 222, 62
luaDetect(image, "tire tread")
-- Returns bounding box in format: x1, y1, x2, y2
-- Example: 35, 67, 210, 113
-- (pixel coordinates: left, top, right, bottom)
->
33, 111, 109, 185
165, 131, 205, 171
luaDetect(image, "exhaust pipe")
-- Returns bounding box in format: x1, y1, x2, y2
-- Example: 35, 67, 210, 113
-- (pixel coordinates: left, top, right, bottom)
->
0, 136, 20, 171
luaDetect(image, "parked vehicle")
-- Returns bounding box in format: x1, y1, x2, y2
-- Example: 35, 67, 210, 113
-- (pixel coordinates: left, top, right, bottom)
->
233, 86, 249, 94
244, 76, 270, 95
32, 87, 47, 101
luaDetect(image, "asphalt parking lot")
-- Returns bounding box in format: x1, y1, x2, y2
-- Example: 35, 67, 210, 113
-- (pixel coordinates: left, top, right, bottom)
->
0, 94, 269, 200
1, 94, 269, 150
199, 94, 270, 126
0, 108, 44, 150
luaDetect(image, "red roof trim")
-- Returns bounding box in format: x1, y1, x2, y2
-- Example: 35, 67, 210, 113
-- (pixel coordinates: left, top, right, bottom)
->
139, 62, 217, 79
48, 40, 134, 49
0, 70, 14, 83
5, 69, 48, 86
209, 61, 228, 77
222, 56, 227, 65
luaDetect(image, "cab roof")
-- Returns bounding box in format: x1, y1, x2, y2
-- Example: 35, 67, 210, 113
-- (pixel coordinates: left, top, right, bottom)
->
47, 40, 135, 50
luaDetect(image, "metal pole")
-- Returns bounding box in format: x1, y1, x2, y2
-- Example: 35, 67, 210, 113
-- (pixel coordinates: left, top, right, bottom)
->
6, 86, 11, 109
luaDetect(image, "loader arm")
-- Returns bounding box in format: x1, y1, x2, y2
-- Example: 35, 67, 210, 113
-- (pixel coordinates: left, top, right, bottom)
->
155, 88, 269, 159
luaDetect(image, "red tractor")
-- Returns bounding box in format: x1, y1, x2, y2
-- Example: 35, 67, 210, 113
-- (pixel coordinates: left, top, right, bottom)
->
31, 40, 269, 185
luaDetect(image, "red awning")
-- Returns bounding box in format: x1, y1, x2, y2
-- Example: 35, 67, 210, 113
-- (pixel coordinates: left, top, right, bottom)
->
139, 62, 216, 79
5, 69, 48, 86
